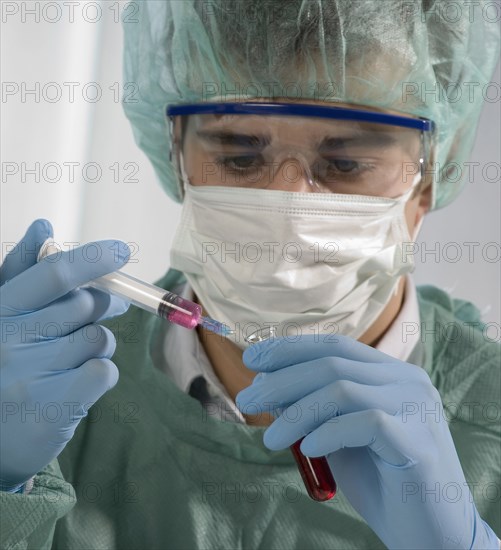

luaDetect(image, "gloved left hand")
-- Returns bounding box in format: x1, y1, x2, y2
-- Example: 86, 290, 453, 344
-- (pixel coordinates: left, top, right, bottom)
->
236, 335, 499, 550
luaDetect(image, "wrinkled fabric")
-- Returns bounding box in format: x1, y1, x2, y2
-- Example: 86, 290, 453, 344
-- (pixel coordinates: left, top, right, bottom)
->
1, 270, 499, 549
170, 184, 417, 347
122, 0, 500, 210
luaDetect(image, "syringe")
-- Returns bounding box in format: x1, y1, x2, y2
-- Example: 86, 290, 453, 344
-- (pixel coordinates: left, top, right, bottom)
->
37, 240, 234, 337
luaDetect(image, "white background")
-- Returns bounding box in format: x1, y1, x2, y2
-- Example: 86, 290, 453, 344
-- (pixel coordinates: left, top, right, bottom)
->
1, 1, 500, 327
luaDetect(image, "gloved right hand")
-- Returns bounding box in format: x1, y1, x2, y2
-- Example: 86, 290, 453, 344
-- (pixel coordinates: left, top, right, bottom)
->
0, 219, 130, 492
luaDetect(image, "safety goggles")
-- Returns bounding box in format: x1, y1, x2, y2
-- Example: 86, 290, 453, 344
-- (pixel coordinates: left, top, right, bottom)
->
167, 102, 435, 199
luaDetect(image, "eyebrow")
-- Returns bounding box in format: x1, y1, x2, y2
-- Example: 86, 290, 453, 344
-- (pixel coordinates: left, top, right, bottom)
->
196, 130, 271, 148
196, 129, 400, 150
318, 133, 398, 151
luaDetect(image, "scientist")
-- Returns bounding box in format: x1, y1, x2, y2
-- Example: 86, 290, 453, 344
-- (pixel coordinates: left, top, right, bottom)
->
1, 1, 500, 549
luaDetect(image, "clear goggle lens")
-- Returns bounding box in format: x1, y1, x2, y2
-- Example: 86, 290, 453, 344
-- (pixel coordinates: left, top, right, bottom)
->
168, 103, 434, 199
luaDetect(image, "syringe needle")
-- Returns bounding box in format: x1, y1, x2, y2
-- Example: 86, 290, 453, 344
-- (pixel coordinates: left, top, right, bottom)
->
198, 316, 235, 336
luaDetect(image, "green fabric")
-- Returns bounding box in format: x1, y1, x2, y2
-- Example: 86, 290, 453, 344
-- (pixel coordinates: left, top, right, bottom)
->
0, 460, 75, 550
1, 270, 499, 549
122, 0, 500, 210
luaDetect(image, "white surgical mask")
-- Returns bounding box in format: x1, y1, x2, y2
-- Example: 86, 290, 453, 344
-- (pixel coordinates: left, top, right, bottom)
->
170, 180, 421, 349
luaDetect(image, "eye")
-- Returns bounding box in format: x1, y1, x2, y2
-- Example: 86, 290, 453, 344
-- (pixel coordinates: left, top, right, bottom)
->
312, 157, 377, 187
216, 155, 264, 171
325, 159, 361, 173
318, 158, 377, 179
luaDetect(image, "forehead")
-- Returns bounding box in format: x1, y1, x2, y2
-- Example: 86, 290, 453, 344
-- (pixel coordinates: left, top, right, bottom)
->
185, 112, 419, 149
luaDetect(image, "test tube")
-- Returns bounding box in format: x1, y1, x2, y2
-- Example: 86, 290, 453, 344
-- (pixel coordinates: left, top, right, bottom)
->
246, 327, 337, 502
37, 240, 233, 336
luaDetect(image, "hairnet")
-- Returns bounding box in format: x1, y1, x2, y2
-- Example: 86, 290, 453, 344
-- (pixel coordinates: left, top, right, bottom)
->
122, 0, 500, 210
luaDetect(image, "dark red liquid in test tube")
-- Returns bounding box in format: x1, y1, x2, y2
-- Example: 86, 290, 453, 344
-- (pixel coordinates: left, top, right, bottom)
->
290, 438, 336, 501
246, 327, 337, 502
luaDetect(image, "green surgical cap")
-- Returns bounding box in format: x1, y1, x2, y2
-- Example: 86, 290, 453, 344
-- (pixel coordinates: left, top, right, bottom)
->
122, 0, 500, 210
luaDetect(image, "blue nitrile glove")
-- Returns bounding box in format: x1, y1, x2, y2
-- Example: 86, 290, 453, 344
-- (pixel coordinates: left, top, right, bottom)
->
236, 335, 499, 550
0, 219, 130, 492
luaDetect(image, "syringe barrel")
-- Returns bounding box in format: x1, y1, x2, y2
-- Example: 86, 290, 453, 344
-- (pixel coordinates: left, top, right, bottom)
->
87, 272, 164, 316
87, 273, 202, 328
87, 273, 202, 329
36, 239, 200, 328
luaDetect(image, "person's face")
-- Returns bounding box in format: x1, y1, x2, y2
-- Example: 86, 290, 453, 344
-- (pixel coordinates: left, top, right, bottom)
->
174, 99, 432, 238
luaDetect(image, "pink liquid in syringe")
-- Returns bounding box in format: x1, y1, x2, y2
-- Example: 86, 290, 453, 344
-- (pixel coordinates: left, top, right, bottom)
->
157, 292, 234, 336
158, 292, 202, 329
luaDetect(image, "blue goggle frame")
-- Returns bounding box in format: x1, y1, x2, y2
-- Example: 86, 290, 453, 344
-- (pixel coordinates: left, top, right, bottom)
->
167, 102, 435, 132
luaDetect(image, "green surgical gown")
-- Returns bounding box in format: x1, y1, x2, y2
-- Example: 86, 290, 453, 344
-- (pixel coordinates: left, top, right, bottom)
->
1, 269, 500, 549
